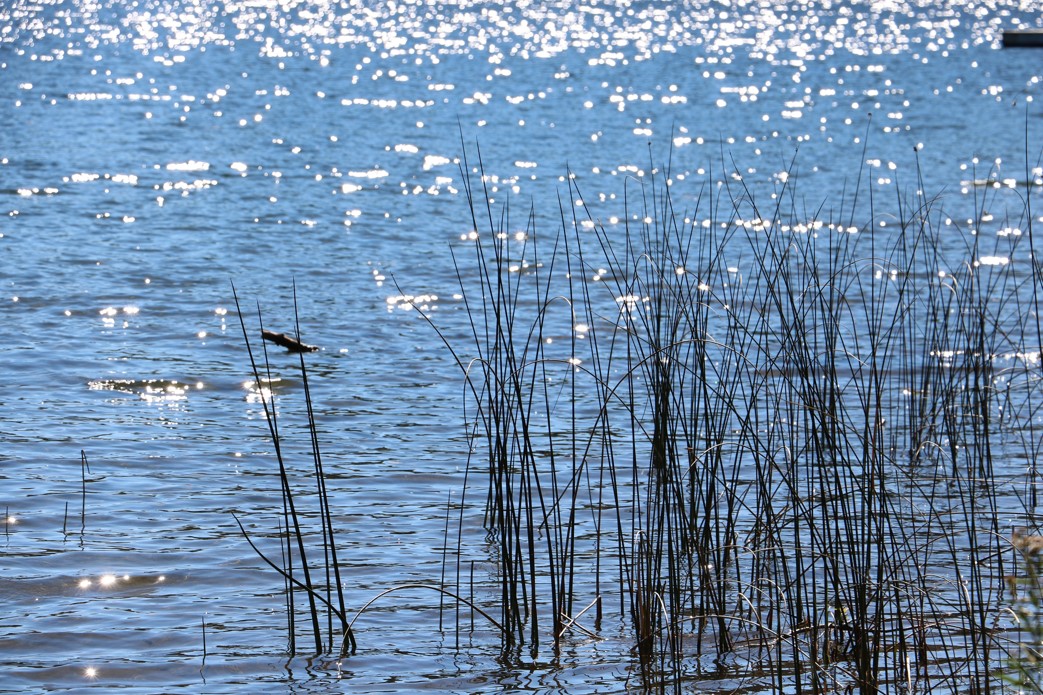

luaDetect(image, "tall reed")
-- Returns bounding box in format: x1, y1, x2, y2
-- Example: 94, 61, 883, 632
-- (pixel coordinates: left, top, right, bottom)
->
231, 285, 356, 657
231, 287, 506, 659
417, 141, 1043, 692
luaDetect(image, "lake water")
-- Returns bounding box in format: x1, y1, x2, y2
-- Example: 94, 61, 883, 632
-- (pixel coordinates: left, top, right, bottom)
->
3, 1, 1043, 692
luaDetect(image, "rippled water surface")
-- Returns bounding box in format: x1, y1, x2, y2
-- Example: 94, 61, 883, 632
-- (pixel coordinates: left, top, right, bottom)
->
3, 1, 1043, 692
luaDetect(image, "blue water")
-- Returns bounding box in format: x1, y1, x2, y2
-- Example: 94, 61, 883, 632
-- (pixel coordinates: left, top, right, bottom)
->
2, 1, 1043, 692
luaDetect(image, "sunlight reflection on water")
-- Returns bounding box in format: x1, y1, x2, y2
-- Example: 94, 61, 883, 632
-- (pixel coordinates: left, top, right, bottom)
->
2, 0, 1043, 692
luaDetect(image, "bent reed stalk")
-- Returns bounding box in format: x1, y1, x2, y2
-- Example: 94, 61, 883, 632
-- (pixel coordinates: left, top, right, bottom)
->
412, 141, 1043, 692
232, 284, 507, 659
232, 283, 356, 658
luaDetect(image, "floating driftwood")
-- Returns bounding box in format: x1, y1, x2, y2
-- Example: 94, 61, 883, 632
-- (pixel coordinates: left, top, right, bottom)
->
261, 329, 319, 353
1003, 30, 1043, 48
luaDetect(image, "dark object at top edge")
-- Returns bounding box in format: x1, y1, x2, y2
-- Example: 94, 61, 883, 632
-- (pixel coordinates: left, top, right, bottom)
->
1003, 30, 1043, 48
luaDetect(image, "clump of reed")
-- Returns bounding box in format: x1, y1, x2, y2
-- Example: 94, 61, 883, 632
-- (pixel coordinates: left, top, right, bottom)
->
232, 285, 504, 659
231, 284, 355, 658
415, 142, 1043, 692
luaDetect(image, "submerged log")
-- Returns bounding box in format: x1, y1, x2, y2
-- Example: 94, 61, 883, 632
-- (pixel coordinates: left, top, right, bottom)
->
261, 329, 319, 353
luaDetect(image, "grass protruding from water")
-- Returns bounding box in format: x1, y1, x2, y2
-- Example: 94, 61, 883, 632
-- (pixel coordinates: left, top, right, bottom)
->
411, 142, 1043, 692
231, 137, 1043, 691
231, 283, 355, 658
230, 285, 507, 660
